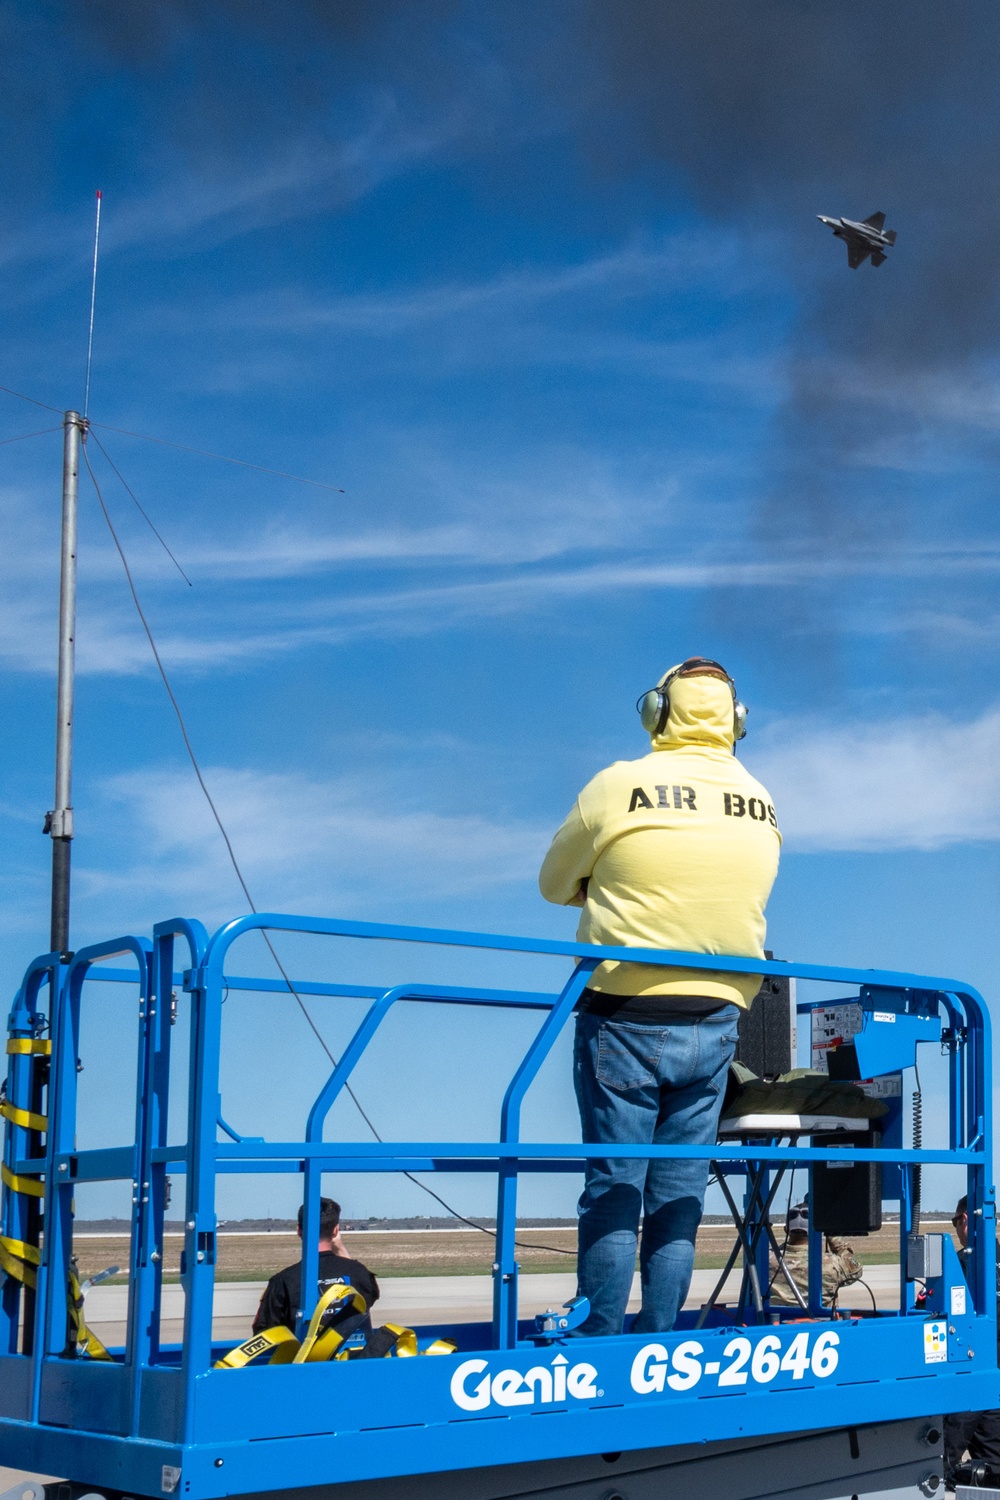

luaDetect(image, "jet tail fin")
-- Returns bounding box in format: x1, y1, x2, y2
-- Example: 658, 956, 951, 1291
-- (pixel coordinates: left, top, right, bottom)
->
870, 249, 887, 267
863, 211, 886, 230
884, 228, 897, 245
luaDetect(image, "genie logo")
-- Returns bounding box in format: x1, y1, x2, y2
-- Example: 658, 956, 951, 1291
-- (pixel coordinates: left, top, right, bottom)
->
450, 1353, 600, 1411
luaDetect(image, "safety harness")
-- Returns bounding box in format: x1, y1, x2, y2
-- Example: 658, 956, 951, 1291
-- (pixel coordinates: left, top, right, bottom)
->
0, 1038, 112, 1361
215, 1282, 457, 1369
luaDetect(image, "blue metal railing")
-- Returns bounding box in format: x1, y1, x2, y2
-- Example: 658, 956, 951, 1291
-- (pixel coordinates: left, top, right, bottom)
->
0, 912, 994, 1459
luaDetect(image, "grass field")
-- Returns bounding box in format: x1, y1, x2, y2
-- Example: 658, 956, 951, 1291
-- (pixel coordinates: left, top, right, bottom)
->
72, 1220, 945, 1284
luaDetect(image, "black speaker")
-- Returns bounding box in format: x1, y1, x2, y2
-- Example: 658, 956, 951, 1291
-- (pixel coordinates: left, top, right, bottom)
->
812, 1129, 882, 1235
735, 959, 792, 1080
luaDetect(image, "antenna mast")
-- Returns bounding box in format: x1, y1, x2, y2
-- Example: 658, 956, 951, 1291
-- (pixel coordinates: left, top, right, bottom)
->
46, 412, 83, 957
46, 193, 101, 957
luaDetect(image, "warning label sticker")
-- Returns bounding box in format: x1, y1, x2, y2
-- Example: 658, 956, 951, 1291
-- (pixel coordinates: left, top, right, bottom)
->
924, 1320, 948, 1364
810, 1002, 903, 1097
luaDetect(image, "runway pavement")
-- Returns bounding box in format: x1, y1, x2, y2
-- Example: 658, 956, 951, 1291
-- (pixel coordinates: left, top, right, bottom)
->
76, 1262, 899, 1347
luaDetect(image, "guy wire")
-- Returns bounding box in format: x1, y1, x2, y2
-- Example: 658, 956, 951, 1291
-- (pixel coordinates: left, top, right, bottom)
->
0, 384, 62, 414
0, 379, 345, 494
91, 421, 345, 493
82, 440, 571, 1257
0, 427, 63, 446
89, 430, 192, 585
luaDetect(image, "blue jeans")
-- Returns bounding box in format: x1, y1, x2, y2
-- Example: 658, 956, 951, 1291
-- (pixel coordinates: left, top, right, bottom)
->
574, 1006, 740, 1336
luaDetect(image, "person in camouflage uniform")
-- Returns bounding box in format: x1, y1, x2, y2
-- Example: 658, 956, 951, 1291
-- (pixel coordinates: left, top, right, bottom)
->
768, 1201, 863, 1308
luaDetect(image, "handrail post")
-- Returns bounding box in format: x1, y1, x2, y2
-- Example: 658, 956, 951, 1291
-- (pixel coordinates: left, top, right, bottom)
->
127, 925, 204, 1435
493, 961, 596, 1350
299, 989, 396, 1337
141, 921, 207, 1411
180, 952, 222, 1440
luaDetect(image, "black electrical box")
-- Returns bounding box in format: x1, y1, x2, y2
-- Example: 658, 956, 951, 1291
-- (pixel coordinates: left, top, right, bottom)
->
736, 958, 792, 1080
812, 1128, 882, 1235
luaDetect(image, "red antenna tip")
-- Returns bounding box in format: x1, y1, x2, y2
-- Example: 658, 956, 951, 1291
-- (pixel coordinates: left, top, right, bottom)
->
95, 190, 102, 200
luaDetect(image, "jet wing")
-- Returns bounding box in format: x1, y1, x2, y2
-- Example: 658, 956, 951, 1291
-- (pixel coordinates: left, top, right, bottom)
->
846, 239, 871, 269
870, 249, 886, 266
863, 211, 886, 230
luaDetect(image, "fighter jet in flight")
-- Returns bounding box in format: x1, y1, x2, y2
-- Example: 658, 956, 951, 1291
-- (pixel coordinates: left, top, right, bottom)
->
817, 211, 897, 268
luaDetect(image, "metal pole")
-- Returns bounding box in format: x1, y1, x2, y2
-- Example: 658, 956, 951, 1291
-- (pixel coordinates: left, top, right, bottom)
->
46, 411, 83, 958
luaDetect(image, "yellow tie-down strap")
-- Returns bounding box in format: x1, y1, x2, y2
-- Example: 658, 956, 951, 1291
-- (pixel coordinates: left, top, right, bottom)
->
68, 1270, 113, 1362
0, 1102, 47, 1133
6, 1040, 51, 1056
1, 1162, 44, 1199
364, 1325, 456, 1359
0, 1244, 111, 1362
0, 1235, 40, 1289
214, 1324, 301, 1370
215, 1282, 368, 1369
216, 1283, 458, 1369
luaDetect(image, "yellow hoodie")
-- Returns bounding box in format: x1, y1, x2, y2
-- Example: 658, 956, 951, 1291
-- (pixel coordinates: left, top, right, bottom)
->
538, 675, 781, 1008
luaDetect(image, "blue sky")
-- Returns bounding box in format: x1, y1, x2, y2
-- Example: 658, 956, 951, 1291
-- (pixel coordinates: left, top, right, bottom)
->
1, 2, 999, 1218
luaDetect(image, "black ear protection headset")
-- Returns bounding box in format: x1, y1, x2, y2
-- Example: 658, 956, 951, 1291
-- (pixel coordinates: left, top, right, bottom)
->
635, 657, 748, 741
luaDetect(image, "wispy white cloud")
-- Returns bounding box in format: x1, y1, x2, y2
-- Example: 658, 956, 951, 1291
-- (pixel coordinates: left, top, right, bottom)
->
68, 707, 1000, 953
1, 98, 452, 302
748, 706, 1000, 851
148, 237, 787, 399
211, 238, 754, 338
8, 450, 1000, 676
75, 765, 546, 929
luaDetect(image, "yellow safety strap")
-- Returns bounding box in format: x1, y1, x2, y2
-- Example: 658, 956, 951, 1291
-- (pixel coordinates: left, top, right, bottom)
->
383, 1323, 418, 1357
67, 1271, 113, 1362
6, 1040, 51, 1056
0, 1235, 40, 1289
215, 1283, 369, 1370
216, 1288, 459, 1370
0, 1118, 109, 1362
1, 1163, 44, 1199
332, 1325, 458, 1361
376, 1325, 457, 1357
0, 1102, 47, 1133
293, 1282, 369, 1364
214, 1325, 300, 1369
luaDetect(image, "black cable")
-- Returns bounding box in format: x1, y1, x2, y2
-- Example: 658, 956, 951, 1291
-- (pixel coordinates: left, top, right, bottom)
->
88, 432, 193, 586
83, 440, 572, 1257
0, 426, 63, 446
856, 1276, 878, 1312
0, 384, 62, 414
90, 420, 345, 493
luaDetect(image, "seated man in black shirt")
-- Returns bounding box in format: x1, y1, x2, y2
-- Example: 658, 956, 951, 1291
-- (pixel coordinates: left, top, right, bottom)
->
253, 1197, 379, 1335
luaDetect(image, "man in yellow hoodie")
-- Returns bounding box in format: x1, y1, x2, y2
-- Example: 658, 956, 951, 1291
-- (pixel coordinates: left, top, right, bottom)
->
539, 658, 781, 1335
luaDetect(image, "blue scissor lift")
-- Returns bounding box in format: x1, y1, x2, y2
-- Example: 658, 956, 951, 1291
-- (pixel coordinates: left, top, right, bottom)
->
0, 914, 995, 1500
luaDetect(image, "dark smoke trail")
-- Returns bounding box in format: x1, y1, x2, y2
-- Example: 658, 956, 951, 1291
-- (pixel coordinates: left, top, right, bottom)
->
575, 2, 1000, 562
7, 0, 999, 613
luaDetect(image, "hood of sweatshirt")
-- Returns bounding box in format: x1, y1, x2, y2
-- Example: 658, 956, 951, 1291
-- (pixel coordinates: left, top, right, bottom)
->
651, 672, 736, 752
